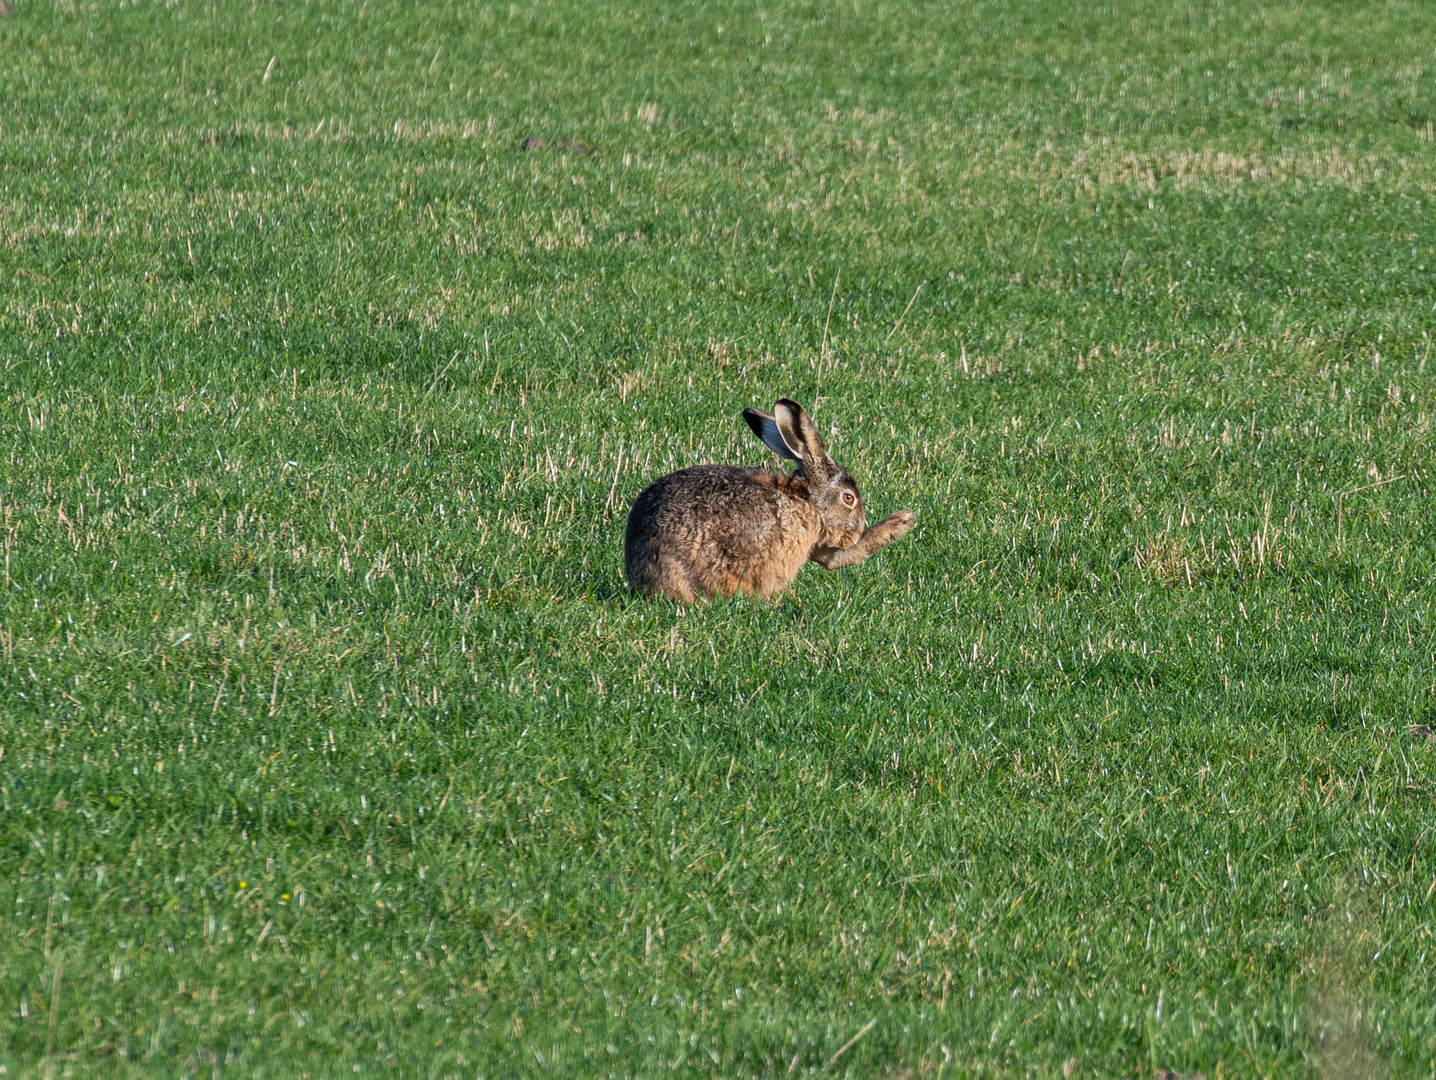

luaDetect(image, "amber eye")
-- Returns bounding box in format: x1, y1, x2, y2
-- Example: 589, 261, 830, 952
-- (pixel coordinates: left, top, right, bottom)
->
842, 492, 856, 506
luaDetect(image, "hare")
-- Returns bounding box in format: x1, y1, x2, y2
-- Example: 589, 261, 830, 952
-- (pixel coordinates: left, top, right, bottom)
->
625, 398, 915, 601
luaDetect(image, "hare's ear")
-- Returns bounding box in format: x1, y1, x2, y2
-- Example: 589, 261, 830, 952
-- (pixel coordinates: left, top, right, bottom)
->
773, 398, 832, 481
743, 407, 801, 464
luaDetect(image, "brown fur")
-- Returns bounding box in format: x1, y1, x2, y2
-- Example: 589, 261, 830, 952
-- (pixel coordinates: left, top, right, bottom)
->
624, 399, 915, 601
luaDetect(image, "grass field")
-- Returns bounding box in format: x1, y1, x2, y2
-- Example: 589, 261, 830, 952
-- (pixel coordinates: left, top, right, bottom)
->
4, 0, 1436, 1075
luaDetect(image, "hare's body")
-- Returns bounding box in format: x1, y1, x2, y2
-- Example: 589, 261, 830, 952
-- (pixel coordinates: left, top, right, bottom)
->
625, 466, 831, 600
624, 399, 914, 601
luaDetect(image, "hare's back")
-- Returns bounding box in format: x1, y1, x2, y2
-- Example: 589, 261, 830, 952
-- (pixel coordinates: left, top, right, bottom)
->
626, 466, 780, 546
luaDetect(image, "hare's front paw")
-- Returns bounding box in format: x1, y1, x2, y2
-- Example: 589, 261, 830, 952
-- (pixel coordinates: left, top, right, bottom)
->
877, 510, 916, 540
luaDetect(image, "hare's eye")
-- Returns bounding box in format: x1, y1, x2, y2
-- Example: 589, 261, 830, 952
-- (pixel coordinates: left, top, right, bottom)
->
842, 492, 856, 505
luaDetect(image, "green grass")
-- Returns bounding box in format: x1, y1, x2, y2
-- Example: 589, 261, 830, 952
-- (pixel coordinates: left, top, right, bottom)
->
3, 0, 1436, 1075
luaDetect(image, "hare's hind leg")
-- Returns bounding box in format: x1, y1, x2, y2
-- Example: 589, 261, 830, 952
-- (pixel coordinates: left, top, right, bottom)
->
629, 553, 698, 602
811, 511, 915, 570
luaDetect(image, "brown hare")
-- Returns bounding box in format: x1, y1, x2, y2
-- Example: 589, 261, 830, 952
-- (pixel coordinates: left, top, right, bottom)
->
624, 398, 915, 601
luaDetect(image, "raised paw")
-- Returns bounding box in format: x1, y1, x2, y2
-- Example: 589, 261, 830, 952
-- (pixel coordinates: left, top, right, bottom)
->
874, 510, 916, 541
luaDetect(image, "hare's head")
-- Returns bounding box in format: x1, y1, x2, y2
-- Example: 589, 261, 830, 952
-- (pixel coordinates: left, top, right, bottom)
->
743, 398, 866, 548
